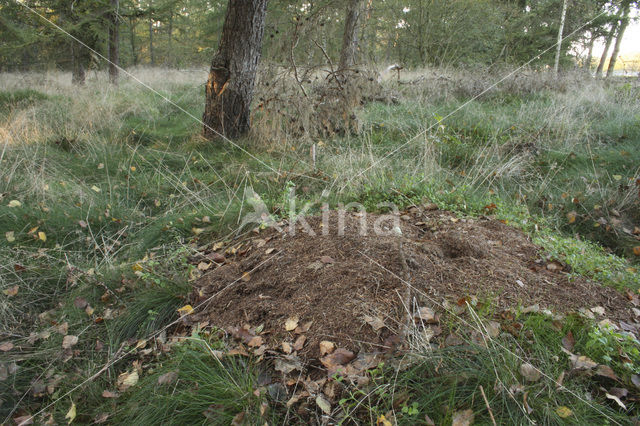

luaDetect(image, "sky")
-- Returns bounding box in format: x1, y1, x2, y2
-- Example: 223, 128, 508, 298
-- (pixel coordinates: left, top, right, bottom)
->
592, 17, 640, 59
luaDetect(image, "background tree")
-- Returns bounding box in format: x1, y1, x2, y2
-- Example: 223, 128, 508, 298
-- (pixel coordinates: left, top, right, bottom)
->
202, 0, 268, 140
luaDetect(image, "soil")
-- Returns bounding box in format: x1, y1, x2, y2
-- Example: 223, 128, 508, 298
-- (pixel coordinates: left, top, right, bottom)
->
189, 207, 637, 363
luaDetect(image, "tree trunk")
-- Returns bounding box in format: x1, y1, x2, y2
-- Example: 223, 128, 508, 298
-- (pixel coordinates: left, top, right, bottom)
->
71, 41, 86, 85
202, 0, 268, 140
584, 33, 595, 74
606, 1, 630, 78
108, 0, 120, 85
149, 1, 155, 65
553, 0, 568, 74
338, 0, 365, 72
129, 17, 138, 66
596, 24, 616, 78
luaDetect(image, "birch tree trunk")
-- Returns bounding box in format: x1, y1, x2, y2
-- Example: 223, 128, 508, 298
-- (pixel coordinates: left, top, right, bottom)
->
553, 0, 568, 74
202, 0, 268, 140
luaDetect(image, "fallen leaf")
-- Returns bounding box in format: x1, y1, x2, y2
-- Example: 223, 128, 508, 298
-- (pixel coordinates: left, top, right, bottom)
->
177, 305, 194, 316
94, 413, 109, 424
8, 200, 21, 208
101, 390, 119, 398
73, 297, 88, 309
38, 232, 47, 242
307, 261, 324, 271
556, 406, 572, 418
631, 375, 640, 389
117, 370, 139, 391
634, 246, 640, 257
364, 315, 386, 331
197, 262, 212, 271
0, 341, 14, 352
376, 414, 393, 426
566, 211, 577, 224
65, 401, 76, 424
520, 363, 541, 382
452, 408, 474, 426
591, 306, 605, 315
293, 335, 306, 351
62, 335, 78, 349
14, 415, 33, 425
91, 185, 101, 193
3, 285, 19, 297
570, 354, 597, 370
320, 256, 335, 264
248, 336, 264, 347
605, 393, 627, 410
319, 341, 335, 356
561, 331, 575, 351
284, 317, 299, 332
595, 365, 619, 382
281, 342, 292, 354
241, 272, 251, 282
315, 395, 332, 415
5, 231, 15, 242
274, 356, 303, 374
320, 348, 355, 375
265, 247, 276, 254
416, 307, 437, 323
486, 321, 501, 338
157, 371, 178, 385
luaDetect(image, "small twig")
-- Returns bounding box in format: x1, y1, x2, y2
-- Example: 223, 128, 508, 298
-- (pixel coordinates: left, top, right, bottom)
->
479, 385, 497, 426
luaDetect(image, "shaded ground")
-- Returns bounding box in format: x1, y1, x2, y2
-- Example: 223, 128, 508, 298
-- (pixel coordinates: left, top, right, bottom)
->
189, 206, 637, 365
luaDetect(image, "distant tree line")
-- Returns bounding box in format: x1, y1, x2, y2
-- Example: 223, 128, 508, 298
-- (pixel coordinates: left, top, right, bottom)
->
0, 0, 636, 78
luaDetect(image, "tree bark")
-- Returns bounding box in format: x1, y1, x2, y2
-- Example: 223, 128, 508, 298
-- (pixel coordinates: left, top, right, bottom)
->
606, 1, 631, 78
108, 0, 120, 84
148, 1, 155, 65
584, 33, 595, 74
71, 41, 86, 85
129, 17, 138, 66
596, 23, 616, 78
553, 0, 568, 74
202, 0, 268, 140
338, 0, 366, 72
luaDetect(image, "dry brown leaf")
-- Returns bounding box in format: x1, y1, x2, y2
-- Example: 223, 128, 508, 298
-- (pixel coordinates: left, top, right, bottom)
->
364, 315, 385, 331
293, 335, 306, 351
3, 285, 18, 297
248, 336, 264, 348
451, 408, 474, 426
0, 342, 14, 352
281, 342, 293, 354
520, 363, 541, 382
319, 341, 335, 356
284, 317, 299, 332
157, 371, 178, 385
101, 390, 119, 398
62, 335, 78, 349
561, 331, 575, 351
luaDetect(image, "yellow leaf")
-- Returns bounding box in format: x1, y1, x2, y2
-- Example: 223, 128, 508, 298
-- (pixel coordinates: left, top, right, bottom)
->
97, 163, 104, 169
556, 406, 572, 418
38, 232, 47, 242
633, 246, 640, 257
132, 263, 144, 272
192, 227, 205, 235
8, 200, 21, 208
117, 370, 139, 391
177, 305, 194, 316
28, 226, 39, 234
130, 166, 136, 172
376, 415, 392, 426
284, 317, 299, 332
566, 211, 577, 224
613, 175, 622, 181
5, 231, 15, 242
65, 400, 76, 424
91, 185, 101, 193
3, 285, 19, 297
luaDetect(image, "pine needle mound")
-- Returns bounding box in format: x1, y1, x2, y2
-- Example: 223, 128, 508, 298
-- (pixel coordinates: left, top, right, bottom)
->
190, 208, 636, 362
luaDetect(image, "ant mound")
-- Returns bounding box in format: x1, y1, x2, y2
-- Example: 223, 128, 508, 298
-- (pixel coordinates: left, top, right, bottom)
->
189, 209, 635, 362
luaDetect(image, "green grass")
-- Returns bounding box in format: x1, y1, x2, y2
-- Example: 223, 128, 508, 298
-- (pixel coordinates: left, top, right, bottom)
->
1, 70, 639, 423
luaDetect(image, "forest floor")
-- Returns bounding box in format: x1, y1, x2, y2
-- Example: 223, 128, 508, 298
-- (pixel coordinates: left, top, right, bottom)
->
1, 67, 640, 424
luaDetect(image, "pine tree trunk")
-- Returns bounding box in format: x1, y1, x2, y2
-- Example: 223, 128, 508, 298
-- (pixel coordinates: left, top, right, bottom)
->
71, 42, 86, 85
108, 0, 120, 85
149, 1, 155, 65
596, 24, 616, 78
606, 1, 630, 78
129, 17, 138, 66
202, 0, 268, 140
553, 0, 568, 74
338, 0, 365, 72
584, 34, 595, 74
